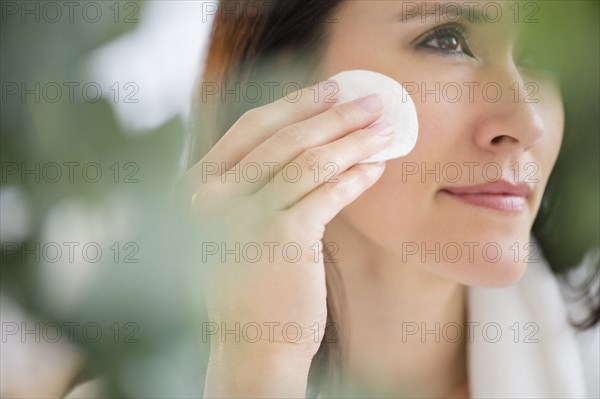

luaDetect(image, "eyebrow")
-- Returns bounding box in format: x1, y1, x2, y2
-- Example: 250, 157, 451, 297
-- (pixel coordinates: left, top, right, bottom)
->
398, 3, 488, 25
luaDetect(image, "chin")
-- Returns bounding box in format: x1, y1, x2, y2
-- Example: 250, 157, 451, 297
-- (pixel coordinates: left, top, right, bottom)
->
413, 230, 533, 288
464, 258, 528, 288
418, 257, 527, 288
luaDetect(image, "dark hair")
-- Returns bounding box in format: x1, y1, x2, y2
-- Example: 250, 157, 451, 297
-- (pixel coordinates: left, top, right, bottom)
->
189, 0, 599, 395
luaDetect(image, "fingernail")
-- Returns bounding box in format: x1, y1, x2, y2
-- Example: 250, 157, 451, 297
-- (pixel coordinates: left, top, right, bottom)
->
369, 121, 395, 136
353, 93, 384, 113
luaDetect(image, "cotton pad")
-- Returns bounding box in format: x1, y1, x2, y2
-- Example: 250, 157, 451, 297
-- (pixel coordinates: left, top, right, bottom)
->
328, 70, 419, 163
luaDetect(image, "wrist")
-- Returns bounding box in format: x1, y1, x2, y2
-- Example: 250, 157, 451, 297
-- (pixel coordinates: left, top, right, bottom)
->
204, 343, 315, 398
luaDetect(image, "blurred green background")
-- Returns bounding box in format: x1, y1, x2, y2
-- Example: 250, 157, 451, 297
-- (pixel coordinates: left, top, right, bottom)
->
1, 1, 210, 396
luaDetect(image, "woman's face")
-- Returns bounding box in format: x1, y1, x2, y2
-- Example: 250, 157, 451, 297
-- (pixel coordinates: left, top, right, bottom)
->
318, 0, 564, 287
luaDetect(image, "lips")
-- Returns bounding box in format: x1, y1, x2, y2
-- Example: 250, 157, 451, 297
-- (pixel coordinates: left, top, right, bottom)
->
440, 180, 532, 213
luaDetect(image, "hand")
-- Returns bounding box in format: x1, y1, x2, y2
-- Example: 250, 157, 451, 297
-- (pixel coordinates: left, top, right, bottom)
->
179, 79, 393, 395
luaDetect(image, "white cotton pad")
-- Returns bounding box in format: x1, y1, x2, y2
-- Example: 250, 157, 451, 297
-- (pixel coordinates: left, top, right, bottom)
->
328, 70, 419, 163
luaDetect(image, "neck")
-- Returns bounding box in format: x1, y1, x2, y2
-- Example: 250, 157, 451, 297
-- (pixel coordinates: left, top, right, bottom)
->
324, 216, 469, 397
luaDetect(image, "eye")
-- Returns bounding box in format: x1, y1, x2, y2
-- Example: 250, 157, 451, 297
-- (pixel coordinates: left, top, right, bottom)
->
418, 25, 474, 58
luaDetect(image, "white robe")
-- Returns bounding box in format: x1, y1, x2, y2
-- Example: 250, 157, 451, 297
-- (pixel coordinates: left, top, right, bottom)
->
468, 249, 599, 398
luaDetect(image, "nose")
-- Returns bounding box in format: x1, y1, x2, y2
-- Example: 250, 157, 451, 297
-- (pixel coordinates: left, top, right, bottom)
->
472, 64, 546, 154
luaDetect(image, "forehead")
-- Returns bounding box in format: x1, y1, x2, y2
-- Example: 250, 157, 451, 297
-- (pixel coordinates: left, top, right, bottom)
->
334, 0, 521, 27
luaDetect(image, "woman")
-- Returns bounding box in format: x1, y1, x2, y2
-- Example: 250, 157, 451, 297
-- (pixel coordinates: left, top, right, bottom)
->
182, 0, 599, 397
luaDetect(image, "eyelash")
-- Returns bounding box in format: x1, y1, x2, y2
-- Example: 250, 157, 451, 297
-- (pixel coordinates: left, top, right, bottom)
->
417, 25, 474, 58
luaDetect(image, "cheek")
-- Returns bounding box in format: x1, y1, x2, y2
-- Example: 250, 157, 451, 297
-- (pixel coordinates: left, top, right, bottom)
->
336, 97, 470, 244
337, 101, 445, 242
336, 105, 465, 269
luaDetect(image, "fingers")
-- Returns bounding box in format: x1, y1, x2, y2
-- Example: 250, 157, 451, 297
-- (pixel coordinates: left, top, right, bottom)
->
255, 120, 394, 209
228, 93, 387, 196
186, 80, 340, 184
287, 162, 386, 227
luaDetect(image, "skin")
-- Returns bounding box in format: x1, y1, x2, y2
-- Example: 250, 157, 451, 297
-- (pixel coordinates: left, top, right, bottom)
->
316, 0, 563, 396
187, 0, 564, 397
